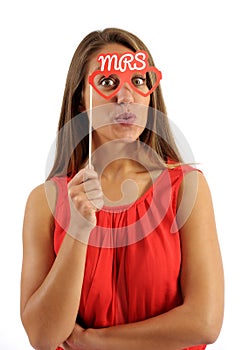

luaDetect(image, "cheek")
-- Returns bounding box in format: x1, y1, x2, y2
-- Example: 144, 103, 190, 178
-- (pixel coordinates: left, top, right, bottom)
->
83, 84, 105, 110
133, 94, 150, 108
141, 95, 150, 106
92, 95, 108, 108
91, 91, 111, 110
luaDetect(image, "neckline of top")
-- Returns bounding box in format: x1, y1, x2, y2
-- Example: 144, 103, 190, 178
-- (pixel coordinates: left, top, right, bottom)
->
100, 168, 168, 212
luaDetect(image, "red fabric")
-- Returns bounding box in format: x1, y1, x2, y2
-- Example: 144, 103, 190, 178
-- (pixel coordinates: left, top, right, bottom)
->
52, 165, 206, 350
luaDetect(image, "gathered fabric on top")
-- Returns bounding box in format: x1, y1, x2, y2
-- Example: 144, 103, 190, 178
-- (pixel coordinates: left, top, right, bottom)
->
52, 164, 206, 350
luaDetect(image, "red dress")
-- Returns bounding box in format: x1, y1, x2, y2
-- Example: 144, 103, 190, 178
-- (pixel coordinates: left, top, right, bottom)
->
53, 165, 206, 350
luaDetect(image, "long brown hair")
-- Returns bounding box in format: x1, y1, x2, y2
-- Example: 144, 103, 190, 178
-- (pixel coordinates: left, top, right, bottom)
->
47, 28, 182, 179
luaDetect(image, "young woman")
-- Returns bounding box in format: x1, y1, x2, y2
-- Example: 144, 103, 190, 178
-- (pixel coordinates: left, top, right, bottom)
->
20, 28, 224, 350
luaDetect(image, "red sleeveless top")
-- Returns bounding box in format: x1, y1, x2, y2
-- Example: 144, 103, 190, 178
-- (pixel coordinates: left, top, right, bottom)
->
52, 165, 206, 350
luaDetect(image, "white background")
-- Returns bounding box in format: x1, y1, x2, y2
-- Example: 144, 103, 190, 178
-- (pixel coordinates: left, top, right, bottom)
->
0, 0, 242, 349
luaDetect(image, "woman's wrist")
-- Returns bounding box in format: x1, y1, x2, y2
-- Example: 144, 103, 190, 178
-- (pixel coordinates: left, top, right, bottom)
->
67, 220, 93, 245
85, 327, 106, 350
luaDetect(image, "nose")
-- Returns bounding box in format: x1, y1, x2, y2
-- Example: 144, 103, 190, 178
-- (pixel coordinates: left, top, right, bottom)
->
116, 82, 134, 104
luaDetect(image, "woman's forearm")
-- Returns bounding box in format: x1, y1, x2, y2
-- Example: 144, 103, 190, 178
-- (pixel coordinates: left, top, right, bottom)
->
22, 235, 87, 349
89, 303, 219, 350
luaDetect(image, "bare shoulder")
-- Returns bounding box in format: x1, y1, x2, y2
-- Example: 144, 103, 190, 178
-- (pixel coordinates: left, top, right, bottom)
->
23, 180, 58, 241
25, 180, 57, 216
178, 169, 212, 201
176, 170, 214, 227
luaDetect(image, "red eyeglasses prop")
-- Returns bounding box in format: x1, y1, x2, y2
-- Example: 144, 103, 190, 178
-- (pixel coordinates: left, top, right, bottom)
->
88, 50, 162, 100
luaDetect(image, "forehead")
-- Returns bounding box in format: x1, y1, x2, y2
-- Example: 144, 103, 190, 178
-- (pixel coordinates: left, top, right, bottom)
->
88, 43, 134, 71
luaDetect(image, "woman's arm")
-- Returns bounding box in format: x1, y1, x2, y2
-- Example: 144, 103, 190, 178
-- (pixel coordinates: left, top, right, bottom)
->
64, 171, 224, 350
21, 182, 88, 350
20, 169, 103, 350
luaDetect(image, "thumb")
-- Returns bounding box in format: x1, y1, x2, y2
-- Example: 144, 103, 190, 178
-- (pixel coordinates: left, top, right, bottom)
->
85, 163, 94, 171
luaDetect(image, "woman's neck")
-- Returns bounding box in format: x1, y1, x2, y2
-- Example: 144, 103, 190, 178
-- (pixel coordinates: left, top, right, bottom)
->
92, 139, 141, 176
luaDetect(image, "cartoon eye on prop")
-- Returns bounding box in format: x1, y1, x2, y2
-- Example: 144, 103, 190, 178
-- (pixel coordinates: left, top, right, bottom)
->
87, 50, 162, 168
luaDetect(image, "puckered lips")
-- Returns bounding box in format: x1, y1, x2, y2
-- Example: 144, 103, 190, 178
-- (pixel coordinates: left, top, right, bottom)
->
114, 112, 137, 125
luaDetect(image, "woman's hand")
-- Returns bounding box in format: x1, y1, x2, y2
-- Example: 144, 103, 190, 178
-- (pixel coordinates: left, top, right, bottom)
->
61, 324, 85, 350
61, 323, 101, 350
67, 166, 104, 243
